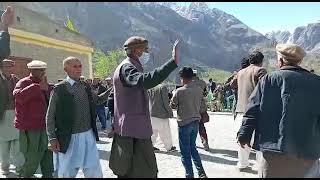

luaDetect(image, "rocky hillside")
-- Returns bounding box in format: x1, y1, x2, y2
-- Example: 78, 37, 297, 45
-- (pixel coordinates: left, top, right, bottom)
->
265, 30, 291, 44
13, 2, 272, 74
265, 22, 320, 53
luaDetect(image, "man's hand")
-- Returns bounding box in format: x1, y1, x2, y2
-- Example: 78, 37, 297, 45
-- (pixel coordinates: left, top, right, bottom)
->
48, 139, 60, 153
39, 76, 49, 91
172, 39, 180, 65
1, 6, 13, 28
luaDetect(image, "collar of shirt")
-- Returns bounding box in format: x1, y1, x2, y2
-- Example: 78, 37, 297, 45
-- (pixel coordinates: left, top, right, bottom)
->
66, 76, 78, 86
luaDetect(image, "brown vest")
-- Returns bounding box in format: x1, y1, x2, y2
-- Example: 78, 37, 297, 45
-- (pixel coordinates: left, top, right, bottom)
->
113, 57, 152, 139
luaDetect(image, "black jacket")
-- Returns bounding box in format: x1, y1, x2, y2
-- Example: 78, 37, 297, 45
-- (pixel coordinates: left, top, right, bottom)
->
238, 66, 320, 160
54, 81, 99, 153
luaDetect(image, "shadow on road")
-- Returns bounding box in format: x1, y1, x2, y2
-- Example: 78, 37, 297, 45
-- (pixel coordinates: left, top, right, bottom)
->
155, 147, 258, 174
197, 147, 256, 160
2, 172, 19, 178
155, 149, 237, 165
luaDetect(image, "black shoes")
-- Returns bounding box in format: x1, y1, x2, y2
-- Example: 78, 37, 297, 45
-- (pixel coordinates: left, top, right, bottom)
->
167, 146, 177, 152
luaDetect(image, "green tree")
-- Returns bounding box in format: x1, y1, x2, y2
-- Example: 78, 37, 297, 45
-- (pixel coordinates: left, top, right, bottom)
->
93, 48, 125, 78
199, 68, 232, 84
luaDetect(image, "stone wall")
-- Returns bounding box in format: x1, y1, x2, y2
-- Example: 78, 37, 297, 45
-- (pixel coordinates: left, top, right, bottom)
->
0, 2, 93, 83
2, 2, 93, 46
11, 41, 89, 83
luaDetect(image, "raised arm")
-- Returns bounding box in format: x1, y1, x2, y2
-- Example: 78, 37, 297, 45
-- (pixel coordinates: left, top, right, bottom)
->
120, 59, 177, 90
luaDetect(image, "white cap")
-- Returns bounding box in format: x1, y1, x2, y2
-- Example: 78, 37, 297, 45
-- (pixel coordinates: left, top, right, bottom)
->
27, 60, 47, 69
193, 69, 197, 74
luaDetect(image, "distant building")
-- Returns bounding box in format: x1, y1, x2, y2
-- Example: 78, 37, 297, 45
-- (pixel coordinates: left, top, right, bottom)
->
1, 2, 94, 83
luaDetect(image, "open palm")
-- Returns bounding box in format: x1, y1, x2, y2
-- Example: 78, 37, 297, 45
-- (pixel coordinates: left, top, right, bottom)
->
172, 39, 180, 64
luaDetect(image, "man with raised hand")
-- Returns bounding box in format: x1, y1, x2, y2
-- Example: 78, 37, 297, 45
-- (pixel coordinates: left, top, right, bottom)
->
109, 36, 179, 178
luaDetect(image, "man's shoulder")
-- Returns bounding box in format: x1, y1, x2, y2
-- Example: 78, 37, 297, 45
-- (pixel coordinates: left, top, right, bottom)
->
119, 58, 134, 68
237, 68, 246, 75
118, 60, 139, 75
252, 65, 266, 72
16, 76, 31, 85
53, 80, 68, 91
175, 86, 185, 93
19, 76, 30, 81
54, 80, 67, 86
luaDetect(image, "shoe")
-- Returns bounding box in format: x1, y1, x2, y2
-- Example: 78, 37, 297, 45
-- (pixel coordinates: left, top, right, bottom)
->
166, 146, 177, 152
203, 143, 210, 151
1, 164, 10, 175
153, 147, 160, 151
1, 168, 10, 175
107, 131, 114, 138
14, 166, 22, 174
238, 166, 251, 172
199, 173, 208, 178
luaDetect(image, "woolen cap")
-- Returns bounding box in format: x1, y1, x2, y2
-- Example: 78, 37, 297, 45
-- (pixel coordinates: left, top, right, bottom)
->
0, 59, 14, 67
27, 60, 47, 69
276, 44, 306, 63
123, 36, 149, 52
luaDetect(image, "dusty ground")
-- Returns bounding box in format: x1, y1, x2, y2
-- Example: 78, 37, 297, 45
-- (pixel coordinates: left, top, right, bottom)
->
1, 112, 258, 178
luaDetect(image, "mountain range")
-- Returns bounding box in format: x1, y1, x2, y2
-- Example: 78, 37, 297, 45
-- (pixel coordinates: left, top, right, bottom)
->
12, 2, 320, 74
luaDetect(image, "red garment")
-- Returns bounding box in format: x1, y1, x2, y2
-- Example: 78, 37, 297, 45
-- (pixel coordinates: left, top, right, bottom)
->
199, 122, 208, 145
13, 75, 48, 130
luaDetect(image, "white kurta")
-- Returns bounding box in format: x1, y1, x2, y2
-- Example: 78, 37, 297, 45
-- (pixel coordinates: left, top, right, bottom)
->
235, 113, 258, 169
53, 129, 103, 178
151, 117, 174, 151
0, 110, 19, 141
0, 110, 24, 168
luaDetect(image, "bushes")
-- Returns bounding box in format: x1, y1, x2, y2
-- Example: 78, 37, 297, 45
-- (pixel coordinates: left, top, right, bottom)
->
199, 68, 232, 84
93, 49, 126, 78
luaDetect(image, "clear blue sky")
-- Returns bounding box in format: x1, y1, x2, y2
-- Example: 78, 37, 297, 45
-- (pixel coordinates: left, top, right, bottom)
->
180, 2, 320, 34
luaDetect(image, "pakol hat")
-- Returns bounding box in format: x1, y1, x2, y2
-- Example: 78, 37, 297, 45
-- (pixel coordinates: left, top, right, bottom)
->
27, 60, 47, 69
123, 36, 149, 52
276, 44, 306, 64
0, 59, 14, 67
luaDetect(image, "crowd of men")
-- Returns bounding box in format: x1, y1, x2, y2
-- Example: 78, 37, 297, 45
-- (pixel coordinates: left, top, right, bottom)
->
0, 6, 319, 178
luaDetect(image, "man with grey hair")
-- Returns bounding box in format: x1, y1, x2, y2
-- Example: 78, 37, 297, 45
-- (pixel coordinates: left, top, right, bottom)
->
109, 36, 179, 178
237, 44, 320, 178
46, 56, 111, 178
